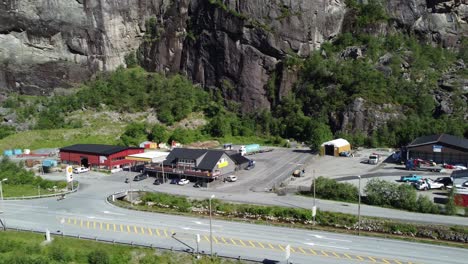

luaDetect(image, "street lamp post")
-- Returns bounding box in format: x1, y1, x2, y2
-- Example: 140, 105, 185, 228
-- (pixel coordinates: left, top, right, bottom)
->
209, 194, 215, 258
313, 170, 316, 225
357, 175, 361, 236
0, 178, 8, 204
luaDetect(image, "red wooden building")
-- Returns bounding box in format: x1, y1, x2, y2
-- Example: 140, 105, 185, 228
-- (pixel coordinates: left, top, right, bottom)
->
59, 144, 144, 170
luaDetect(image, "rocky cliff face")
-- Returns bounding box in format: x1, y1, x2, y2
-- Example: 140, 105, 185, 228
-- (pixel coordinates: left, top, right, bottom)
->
0, 0, 467, 126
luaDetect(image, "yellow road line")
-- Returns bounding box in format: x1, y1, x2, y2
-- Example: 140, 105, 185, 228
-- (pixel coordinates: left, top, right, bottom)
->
278, 244, 285, 251
231, 238, 238, 246
164, 230, 169, 237
133, 226, 138, 234
80, 220, 83, 228
290, 247, 296, 253
258, 242, 265, 248
86, 221, 90, 229
204, 235, 210, 242
126, 225, 130, 233
106, 223, 109, 231
332, 252, 340, 258
156, 229, 161, 236
248, 241, 256, 247
140, 227, 145, 234
73, 219, 77, 225
344, 253, 353, 260
309, 249, 317, 255
394, 260, 403, 264
268, 243, 275, 250
382, 259, 391, 264
221, 237, 227, 244
148, 228, 152, 236
99, 222, 103, 230
93, 221, 96, 229
368, 256, 377, 262
213, 236, 219, 244
298, 247, 306, 254
113, 224, 116, 232
239, 240, 247, 247
321, 251, 329, 257
120, 225, 123, 232
356, 255, 364, 261
67, 218, 71, 224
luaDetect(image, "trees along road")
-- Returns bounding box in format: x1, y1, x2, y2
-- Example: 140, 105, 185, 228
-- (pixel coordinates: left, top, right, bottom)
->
1, 174, 467, 264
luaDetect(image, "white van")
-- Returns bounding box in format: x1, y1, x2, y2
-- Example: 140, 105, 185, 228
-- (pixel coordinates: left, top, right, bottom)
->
73, 167, 89, 174
226, 175, 237, 182
368, 154, 380, 165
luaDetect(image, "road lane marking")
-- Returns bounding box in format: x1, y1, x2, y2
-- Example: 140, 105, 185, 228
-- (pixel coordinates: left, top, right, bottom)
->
290, 247, 296, 253
120, 225, 123, 232
133, 226, 138, 234
258, 242, 265, 248
140, 227, 145, 235
204, 235, 210, 242
156, 229, 161, 236
394, 260, 402, 264
268, 243, 275, 250
344, 253, 353, 260
221, 237, 227, 244
164, 230, 169, 237
249, 241, 256, 247
113, 224, 116, 232
321, 250, 329, 257
239, 240, 247, 247
382, 258, 391, 264
332, 252, 340, 258
213, 236, 219, 244
93, 221, 96, 229
86, 221, 90, 229
99, 222, 103, 230
368, 256, 377, 262
106, 223, 109, 231
309, 249, 317, 255
74, 219, 77, 225
148, 228, 152, 236
231, 239, 238, 246
298, 247, 306, 254
126, 225, 130, 233
67, 218, 71, 224
356, 256, 364, 261
278, 245, 285, 251
80, 220, 83, 228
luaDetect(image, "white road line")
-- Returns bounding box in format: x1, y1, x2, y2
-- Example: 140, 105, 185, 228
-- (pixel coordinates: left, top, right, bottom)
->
309, 234, 352, 242
304, 242, 349, 250
103, 211, 125, 216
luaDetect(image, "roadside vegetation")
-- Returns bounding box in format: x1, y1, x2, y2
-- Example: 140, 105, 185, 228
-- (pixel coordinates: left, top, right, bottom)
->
113, 192, 468, 246
0, 231, 238, 264
0, 158, 67, 197
301, 177, 458, 215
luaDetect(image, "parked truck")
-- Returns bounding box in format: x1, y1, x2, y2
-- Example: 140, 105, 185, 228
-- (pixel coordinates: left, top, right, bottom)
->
405, 159, 443, 172
239, 144, 260, 156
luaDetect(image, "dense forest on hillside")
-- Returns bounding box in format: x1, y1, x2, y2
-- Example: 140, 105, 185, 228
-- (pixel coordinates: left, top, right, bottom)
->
1, 0, 466, 149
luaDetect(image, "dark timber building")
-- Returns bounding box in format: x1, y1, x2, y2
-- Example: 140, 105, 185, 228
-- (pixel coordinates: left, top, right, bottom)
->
406, 134, 468, 165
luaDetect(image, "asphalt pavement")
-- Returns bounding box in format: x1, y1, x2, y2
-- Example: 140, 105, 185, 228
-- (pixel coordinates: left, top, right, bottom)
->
1, 171, 467, 264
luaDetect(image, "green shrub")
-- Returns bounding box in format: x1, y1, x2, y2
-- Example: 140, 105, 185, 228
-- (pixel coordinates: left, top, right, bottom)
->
48, 243, 72, 262
310, 177, 358, 202
383, 222, 417, 234
416, 195, 440, 214
88, 249, 110, 264
445, 188, 458, 215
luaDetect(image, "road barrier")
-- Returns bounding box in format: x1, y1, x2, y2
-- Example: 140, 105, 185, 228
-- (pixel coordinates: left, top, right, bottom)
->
1, 226, 264, 263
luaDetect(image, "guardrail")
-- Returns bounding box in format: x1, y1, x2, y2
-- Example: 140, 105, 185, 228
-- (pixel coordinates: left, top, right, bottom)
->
1, 226, 264, 263
2, 182, 80, 200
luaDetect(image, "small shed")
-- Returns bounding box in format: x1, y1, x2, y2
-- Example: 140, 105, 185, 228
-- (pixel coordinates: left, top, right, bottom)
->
320, 138, 351, 156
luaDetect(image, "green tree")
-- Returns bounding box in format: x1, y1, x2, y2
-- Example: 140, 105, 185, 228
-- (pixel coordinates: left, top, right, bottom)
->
120, 122, 147, 146
149, 124, 168, 143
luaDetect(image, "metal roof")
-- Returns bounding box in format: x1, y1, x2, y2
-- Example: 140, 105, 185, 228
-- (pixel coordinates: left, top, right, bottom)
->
59, 144, 140, 156
125, 151, 169, 163
321, 138, 350, 148
164, 148, 236, 171
407, 134, 468, 150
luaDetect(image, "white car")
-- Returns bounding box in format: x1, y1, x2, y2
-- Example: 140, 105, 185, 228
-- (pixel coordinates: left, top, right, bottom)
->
415, 179, 445, 190
178, 179, 190, 185
226, 175, 237, 182
73, 167, 89, 174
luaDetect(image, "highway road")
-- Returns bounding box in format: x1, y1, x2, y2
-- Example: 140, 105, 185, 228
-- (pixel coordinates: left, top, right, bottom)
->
1, 174, 467, 264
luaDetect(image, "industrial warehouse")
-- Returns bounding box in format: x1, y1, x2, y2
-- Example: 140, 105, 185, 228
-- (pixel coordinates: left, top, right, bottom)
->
59, 144, 144, 171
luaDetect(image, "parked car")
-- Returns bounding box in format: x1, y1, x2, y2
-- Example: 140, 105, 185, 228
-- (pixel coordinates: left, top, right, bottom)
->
133, 173, 148, 181
400, 174, 422, 183
292, 170, 304, 177
226, 175, 237, 182
178, 179, 190, 185
73, 167, 89, 174
193, 182, 201, 188
415, 179, 445, 190
153, 179, 161, 185
170, 178, 178, 184
368, 154, 380, 164
434, 177, 453, 187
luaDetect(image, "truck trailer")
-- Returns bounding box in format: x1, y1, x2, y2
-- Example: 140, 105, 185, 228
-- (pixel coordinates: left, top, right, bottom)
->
239, 144, 260, 156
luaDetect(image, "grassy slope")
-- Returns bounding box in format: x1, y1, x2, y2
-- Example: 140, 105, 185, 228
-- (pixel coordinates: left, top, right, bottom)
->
1, 185, 59, 197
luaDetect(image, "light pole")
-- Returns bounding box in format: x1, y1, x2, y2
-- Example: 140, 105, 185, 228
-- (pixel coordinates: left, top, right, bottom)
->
0, 178, 8, 215
357, 175, 361, 236
209, 194, 215, 258
312, 170, 316, 225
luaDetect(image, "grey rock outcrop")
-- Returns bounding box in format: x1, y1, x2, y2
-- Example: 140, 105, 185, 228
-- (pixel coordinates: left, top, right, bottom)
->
0, 0, 466, 116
